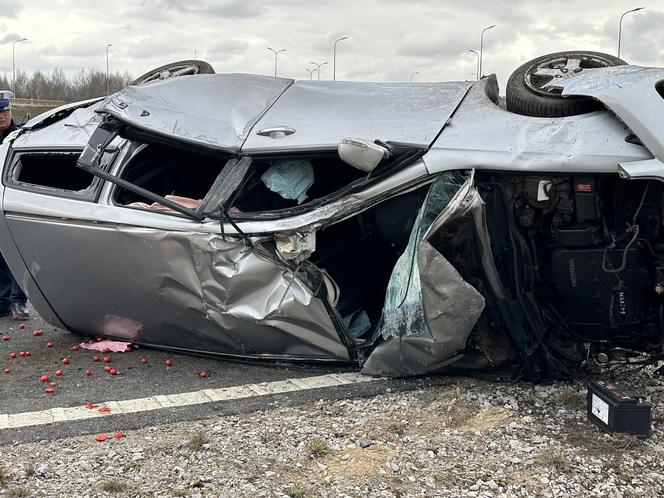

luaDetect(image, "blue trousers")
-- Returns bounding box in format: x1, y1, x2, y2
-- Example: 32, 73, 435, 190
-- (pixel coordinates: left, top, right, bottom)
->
0, 253, 26, 311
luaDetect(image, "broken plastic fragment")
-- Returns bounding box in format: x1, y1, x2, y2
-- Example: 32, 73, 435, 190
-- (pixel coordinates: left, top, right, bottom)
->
81, 340, 133, 353
261, 160, 314, 204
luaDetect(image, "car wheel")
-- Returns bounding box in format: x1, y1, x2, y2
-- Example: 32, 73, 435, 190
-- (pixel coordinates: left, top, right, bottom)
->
131, 60, 215, 86
506, 51, 626, 117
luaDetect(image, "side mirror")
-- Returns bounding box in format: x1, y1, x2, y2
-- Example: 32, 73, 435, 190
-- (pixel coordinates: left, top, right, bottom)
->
338, 138, 390, 172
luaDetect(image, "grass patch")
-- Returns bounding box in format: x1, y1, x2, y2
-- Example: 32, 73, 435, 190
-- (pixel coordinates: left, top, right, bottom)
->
24, 465, 34, 478
5, 487, 30, 497
537, 449, 572, 473
0, 465, 8, 484
192, 480, 204, 488
554, 390, 586, 410
186, 432, 209, 451
286, 486, 308, 498
99, 479, 129, 493
306, 437, 331, 458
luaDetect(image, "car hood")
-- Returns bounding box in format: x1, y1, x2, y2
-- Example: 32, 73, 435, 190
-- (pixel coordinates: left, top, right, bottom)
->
98, 73, 473, 153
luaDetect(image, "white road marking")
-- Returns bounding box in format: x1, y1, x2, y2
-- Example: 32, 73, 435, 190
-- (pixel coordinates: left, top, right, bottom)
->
0, 372, 380, 431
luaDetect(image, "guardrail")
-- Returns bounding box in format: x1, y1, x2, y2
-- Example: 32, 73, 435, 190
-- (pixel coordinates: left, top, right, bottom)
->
11, 98, 65, 107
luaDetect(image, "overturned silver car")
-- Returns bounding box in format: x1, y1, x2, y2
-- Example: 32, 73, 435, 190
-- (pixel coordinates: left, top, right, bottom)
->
1, 52, 663, 379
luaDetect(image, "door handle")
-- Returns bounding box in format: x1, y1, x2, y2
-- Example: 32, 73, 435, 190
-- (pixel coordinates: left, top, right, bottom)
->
256, 126, 295, 139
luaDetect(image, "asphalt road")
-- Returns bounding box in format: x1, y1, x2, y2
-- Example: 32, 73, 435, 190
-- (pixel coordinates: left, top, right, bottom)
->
0, 309, 428, 444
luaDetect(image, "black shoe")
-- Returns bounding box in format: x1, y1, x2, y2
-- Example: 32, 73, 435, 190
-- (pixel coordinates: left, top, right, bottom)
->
10, 302, 29, 320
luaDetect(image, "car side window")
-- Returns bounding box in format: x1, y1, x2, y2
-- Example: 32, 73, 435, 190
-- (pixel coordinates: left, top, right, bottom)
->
6, 149, 112, 201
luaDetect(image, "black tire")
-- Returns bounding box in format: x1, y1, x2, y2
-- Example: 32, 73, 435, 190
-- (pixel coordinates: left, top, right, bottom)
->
506, 51, 626, 117
131, 60, 215, 86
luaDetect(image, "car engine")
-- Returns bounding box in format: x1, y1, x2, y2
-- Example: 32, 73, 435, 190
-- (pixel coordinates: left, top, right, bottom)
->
481, 174, 664, 369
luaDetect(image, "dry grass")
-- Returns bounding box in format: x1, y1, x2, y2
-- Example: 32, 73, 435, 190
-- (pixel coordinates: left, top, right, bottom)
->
554, 390, 587, 410
99, 479, 129, 493
537, 449, 572, 474
306, 437, 331, 458
186, 431, 209, 451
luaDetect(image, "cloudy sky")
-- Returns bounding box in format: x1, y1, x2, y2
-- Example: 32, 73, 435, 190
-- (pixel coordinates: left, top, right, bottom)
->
0, 0, 663, 90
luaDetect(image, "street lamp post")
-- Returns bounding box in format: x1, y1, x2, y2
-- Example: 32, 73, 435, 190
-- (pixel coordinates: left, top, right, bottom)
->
333, 36, 348, 81
469, 49, 480, 81
267, 47, 286, 77
106, 43, 112, 95
305, 68, 317, 80
409, 71, 418, 82
309, 61, 328, 81
618, 7, 644, 59
479, 25, 495, 80
12, 37, 28, 95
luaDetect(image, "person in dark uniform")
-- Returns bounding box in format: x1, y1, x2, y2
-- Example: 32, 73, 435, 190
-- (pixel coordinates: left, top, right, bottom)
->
0, 90, 29, 320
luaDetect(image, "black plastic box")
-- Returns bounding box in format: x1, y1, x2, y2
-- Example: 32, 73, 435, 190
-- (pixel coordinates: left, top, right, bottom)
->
587, 381, 652, 437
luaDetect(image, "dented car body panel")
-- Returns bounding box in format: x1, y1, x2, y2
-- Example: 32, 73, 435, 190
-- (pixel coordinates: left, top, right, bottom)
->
3, 62, 664, 378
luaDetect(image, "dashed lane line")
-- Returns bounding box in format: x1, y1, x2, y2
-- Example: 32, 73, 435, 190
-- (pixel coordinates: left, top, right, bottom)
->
0, 372, 379, 431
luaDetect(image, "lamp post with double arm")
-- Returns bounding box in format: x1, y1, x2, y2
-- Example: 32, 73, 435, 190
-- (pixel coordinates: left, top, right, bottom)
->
267, 47, 286, 77
309, 61, 328, 81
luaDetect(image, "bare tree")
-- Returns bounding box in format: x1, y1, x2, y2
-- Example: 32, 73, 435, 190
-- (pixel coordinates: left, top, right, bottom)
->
2, 68, 133, 101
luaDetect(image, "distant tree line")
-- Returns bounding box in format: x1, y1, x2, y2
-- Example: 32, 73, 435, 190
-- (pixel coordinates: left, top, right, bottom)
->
0, 68, 134, 102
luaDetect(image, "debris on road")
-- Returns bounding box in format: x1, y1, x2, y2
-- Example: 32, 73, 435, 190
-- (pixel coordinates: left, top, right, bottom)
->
81, 340, 133, 353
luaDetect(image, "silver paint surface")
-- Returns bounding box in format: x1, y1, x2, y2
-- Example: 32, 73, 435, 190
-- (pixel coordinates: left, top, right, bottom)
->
4, 215, 350, 361
427, 78, 652, 174
242, 80, 472, 153
100, 74, 293, 152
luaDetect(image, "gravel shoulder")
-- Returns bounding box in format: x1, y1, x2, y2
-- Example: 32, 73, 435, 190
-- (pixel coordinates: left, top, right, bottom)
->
1, 369, 664, 498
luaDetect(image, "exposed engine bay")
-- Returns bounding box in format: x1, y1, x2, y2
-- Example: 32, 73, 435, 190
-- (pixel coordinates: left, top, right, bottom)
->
476, 173, 664, 376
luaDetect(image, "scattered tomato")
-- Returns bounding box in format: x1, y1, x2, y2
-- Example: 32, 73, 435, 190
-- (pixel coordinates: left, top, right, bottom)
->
62, 357, 70, 365
85, 370, 92, 376
113, 431, 123, 439
3, 368, 10, 374
109, 368, 118, 376
98, 406, 111, 414
19, 351, 26, 357
1, 335, 9, 341
84, 402, 96, 409
55, 370, 63, 376
9, 352, 16, 359
49, 381, 57, 387
104, 365, 112, 373
18, 323, 25, 330
103, 356, 111, 363
44, 387, 54, 394
71, 345, 80, 352
140, 356, 148, 364
25, 351, 31, 357
199, 371, 208, 378
95, 434, 107, 442
93, 355, 100, 362
46, 341, 54, 348
165, 359, 173, 367
39, 375, 49, 382
32, 330, 42, 337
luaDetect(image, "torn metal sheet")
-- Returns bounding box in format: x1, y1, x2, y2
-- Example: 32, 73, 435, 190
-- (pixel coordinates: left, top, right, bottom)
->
99, 74, 293, 152
4, 216, 350, 361
363, 173, 485, 376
